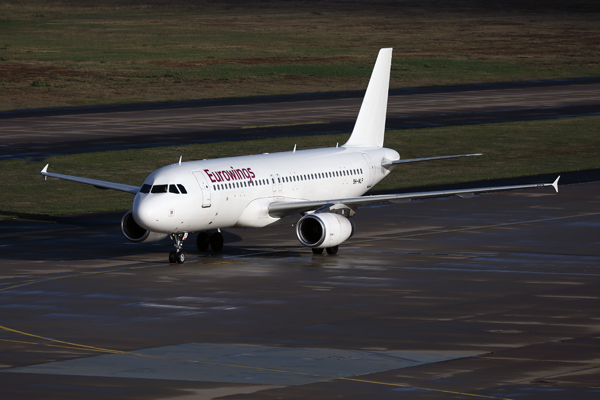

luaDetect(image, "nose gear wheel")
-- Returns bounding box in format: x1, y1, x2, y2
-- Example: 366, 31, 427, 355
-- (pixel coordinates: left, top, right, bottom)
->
169, 232, 188, 264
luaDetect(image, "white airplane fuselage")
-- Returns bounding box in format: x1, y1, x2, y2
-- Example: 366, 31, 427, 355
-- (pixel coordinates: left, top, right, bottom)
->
133, 146, 399, 233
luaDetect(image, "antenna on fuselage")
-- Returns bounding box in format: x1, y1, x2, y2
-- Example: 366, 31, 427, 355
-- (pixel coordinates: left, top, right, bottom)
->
179, 156, 182, 165
293, 144, 296, 153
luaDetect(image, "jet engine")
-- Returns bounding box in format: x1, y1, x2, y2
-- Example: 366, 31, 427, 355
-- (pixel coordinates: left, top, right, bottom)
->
121, 210, 168, 243
296, 213, 355, 248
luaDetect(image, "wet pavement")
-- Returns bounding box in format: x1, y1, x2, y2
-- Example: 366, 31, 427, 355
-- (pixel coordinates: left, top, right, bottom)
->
0, 180, 599, 399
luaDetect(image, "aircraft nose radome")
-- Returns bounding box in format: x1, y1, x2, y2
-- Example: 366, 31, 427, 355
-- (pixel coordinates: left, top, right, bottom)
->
133, 196, 159, 231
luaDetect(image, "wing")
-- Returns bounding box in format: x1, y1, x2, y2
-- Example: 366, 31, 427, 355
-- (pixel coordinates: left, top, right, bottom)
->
382, 153, 482, 166
268, 176, 560, 218
40, 165, 140, 195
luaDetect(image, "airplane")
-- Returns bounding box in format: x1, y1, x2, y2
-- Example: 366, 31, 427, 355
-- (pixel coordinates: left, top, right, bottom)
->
40, 48, 560, 264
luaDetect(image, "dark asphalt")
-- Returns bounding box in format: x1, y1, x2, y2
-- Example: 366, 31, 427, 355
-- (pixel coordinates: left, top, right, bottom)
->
0, 180, 599, 399
1, 77, 600, 161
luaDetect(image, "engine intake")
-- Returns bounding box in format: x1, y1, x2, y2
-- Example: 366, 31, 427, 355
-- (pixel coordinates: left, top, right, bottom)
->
296, 213, 354, 248
121, 210, 168, 243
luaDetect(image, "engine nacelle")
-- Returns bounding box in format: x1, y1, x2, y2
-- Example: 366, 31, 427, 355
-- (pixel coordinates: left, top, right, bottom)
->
296, 213, 355, 248
121, 210, 168, 243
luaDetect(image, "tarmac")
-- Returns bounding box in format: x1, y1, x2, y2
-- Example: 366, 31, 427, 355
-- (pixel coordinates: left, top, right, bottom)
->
0, 180, 599, 399
0, 78, 599, 399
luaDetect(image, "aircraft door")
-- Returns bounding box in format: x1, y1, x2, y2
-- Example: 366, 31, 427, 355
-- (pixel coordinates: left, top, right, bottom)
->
270, 174, 276, 193
276, 173, 282, 191
192, 171, 212, 208
361, 153, 375, 188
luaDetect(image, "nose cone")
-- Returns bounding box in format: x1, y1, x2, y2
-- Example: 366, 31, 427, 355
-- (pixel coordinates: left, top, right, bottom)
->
133, 194, 161, 231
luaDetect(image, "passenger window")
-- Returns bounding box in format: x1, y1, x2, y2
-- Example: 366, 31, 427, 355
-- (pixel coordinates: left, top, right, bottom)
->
169, 185, 180, 194
177, 184, 187, 194
151, 184, 168, 193
140, 184, 151, 194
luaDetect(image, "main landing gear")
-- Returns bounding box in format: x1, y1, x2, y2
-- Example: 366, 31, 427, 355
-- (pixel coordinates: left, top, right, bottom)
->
169, 232, 187, 264
169, 230, 223, 264
312, 246, 338, 255
196, 230, 224, 252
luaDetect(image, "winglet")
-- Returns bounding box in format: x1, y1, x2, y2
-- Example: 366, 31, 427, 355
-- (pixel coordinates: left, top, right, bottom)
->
41, 164, 49, 181
552, 175, 560, 193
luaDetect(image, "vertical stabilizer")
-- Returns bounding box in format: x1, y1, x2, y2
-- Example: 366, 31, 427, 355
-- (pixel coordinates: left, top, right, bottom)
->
343, 48, 392, 148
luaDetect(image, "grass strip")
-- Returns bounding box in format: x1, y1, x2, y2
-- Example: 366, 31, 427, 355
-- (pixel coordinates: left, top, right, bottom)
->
1, 1, 599, 110
2, 115, 599, 218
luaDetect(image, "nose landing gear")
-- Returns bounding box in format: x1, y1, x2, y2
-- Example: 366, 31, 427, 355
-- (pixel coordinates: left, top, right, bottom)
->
169, 232, 188, 264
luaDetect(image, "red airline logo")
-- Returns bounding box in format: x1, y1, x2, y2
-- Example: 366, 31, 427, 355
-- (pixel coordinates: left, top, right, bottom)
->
204, 167, 256, 183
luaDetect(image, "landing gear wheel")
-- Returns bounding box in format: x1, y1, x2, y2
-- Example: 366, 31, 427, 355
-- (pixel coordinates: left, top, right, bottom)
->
209, 232, 224, 252
197, 232, 210, 251
312, 248, 324, 255
169, 232, 188, 264
326, 246, 338, 255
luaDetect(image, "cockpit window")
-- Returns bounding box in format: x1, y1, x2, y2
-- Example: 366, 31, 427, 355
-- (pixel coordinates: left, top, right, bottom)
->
169, 185, 180, 194
140, 184, 151, 194
151, 184, 168, 193
177, 184, 187, 194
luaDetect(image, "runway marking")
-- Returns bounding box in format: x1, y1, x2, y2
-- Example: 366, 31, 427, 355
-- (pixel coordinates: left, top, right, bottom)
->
0, 264, 160, 293
338, 377, 512, 399
0, 323, 515, 400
